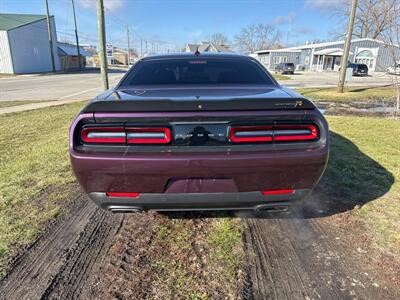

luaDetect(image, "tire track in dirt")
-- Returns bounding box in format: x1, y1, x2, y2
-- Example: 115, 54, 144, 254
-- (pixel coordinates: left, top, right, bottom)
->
0, 194, 121, 300
245, 212, 400, 300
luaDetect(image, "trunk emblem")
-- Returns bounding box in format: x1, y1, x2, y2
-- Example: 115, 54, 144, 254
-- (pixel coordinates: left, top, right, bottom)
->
198, 104, 203, 109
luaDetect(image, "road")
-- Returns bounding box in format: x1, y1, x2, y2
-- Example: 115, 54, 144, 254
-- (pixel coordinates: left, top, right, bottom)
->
0, 69, 126, 101
0, 70, 393, 102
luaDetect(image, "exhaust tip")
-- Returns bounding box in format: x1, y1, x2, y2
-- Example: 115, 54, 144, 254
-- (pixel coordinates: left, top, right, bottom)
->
254, 204, 290, 213
108, 206, 142, 213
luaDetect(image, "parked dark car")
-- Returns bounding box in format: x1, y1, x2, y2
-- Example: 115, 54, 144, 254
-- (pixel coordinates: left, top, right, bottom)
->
348, 63, 368, 76
69, 53, 329, 213
275, 62, 295, 74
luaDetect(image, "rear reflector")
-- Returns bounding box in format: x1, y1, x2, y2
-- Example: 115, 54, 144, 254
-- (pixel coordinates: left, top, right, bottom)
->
262, 189, 295, 196
106, 192, 140, 198
126, 127, 171, 144
229, 126, 273, 143
229, 124, 318, 143
81, 127, 126, 143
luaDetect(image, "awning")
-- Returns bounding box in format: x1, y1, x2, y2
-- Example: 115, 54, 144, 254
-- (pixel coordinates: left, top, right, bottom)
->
313, 48, 353, 56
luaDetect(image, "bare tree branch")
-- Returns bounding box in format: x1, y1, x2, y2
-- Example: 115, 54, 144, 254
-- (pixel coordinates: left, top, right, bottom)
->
333, 0, 399, 40
209, 33, 230, 46
234, 23, 280, 53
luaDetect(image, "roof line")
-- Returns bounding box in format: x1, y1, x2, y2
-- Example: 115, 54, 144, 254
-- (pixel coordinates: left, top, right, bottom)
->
255, 37, 393, 54
1, 14, 53, 32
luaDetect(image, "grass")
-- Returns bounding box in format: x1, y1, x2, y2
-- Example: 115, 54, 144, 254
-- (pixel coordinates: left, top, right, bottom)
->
153, 214, 244, 299
325, 115, 400, 253
0, 102, 83, 276
0, 100, 54, 109
272, 73, 291, 81
297, 86, 396, 102
206, 218, 244, 280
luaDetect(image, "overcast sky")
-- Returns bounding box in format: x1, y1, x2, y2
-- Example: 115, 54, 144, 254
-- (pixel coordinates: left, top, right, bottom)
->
1, 0, 344, 51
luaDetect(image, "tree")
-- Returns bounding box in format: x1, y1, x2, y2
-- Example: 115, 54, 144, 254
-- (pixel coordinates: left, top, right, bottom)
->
234, 23, 280, 54
210, 33, 229, 46
334, 0, 399, 40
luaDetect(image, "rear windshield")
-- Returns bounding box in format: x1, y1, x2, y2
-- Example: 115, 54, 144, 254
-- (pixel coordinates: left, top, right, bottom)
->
120, 59, 274, 86
284, 63, 294, 67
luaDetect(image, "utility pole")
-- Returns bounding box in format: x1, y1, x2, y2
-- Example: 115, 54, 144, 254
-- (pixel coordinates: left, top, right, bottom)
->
71, 0, 81, 70
126, 25, 130, 65
96, 0, 109, 90
140, 39, 143, 58
338, 0, 358, 93
45, 0, 56, 72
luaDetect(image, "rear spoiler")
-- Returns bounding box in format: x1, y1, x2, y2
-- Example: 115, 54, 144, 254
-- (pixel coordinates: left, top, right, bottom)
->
82, 97, 316, 113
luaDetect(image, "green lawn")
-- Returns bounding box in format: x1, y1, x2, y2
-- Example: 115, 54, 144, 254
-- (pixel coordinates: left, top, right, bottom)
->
272, 73, 291, 81
297, 86, 396, 102
325, 116, 400, 254
0, 102, 83, 276
0, 100, 54, 109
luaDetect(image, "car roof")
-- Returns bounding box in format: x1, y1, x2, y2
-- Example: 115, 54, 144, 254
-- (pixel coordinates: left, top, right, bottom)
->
140, 52, 255, 61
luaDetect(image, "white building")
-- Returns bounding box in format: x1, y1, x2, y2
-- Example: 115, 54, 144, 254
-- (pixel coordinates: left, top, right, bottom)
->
254, 38, 400, 72
0, 13, 61, 74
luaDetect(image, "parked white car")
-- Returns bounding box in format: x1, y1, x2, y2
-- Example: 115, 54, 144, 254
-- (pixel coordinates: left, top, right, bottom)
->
387, 64, 400, 75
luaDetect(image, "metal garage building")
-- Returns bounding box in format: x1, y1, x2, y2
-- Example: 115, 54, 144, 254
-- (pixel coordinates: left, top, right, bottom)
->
255, 38, 400, 72
0, 13, 61, 74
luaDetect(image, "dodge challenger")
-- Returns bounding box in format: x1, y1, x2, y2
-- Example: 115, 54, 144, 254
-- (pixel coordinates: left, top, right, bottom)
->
69, 53, 329, 213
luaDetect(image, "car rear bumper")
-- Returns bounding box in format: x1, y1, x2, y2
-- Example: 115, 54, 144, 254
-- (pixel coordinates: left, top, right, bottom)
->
89, 189, 311, 212
71, 145, 328, 194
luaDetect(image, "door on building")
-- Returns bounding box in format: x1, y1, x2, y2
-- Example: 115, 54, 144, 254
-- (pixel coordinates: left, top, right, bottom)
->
323, 56, 334, 70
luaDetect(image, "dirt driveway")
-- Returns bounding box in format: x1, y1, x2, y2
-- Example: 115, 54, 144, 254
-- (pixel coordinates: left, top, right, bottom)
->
1, 187, 399, 300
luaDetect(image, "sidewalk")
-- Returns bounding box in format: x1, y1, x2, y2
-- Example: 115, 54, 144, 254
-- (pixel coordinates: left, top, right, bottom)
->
0, 98, 87, 116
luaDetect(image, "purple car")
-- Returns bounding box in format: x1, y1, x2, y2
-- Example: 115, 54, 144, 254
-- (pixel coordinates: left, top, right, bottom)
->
69, 53, 329, 213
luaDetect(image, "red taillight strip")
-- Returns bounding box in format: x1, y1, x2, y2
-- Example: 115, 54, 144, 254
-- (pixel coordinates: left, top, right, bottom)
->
262, 189, 295, 196
106, 192, 140, 198
126, 127, 171, 144
229, 124, 319, 143
229, 126, 273, 143
81, 127, 126, 143
274, 124, 318, 141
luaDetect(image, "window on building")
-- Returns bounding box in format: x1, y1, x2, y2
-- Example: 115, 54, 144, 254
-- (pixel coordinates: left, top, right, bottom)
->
305, 56, 310, 65
273, 56, 288, 64
356, 49, 376, 69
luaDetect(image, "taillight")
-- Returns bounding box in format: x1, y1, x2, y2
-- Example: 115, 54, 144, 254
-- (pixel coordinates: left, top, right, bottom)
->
229, 126, 273, 143
126, 127, 171, 144
229, 124, 318, 143
274, 124, 318, 141
81, 126, 172, 145
81, 127, 126, 143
